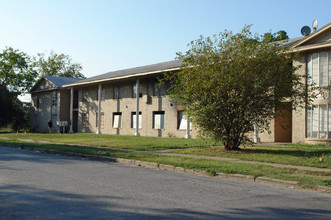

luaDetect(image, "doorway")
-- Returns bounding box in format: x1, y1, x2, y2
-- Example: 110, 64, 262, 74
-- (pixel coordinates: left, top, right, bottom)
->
274, 103, 292, 142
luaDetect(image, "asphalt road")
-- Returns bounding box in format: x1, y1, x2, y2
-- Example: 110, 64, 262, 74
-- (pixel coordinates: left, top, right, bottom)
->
0, 146, 330, 219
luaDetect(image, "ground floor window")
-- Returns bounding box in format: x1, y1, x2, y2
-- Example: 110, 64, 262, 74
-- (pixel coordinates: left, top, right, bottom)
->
131, 112, 142, 129
82, 113, 89, 127
153, 111, 165, 129
113, 112, 122, 128
178, 111, 191, 130
307, 104, 331, 138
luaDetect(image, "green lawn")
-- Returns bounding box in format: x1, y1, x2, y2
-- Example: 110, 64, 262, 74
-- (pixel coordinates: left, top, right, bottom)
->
171, 144, 331, 169
0, 133, 211, 151
0, 138, 330, 189
1, 133, 330, 169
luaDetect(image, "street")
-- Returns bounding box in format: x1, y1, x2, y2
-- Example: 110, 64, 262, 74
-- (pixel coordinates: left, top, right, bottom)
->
0, 146, 330, 219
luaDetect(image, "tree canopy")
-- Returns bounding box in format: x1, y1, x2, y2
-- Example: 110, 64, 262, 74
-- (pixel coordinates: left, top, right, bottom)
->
165, 26, 309, 150
33, 50, 85, 78
0, 47, 38, 95
263, 30, 289, 43
0, 47, 37, 129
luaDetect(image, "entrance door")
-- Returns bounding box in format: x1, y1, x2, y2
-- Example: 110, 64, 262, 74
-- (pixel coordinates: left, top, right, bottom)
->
274, 103, 292, 142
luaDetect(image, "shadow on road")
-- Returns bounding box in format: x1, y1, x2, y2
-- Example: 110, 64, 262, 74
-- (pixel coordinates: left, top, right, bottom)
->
1, 183, 330, 219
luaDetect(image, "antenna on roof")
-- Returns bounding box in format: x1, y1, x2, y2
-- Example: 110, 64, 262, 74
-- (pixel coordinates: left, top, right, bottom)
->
301, 26, 311, 36
312, 19, 318, 32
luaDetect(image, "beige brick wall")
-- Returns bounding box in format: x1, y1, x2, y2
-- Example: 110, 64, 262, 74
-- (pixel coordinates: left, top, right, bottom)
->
292, 55, 307, 143
76, 77, 197, 138
31, 91, 56, 133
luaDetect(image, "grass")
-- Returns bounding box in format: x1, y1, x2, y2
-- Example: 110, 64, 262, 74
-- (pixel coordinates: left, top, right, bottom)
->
0, 133, 211, 151
0, 138, 330, 189
171, 144, 331, 169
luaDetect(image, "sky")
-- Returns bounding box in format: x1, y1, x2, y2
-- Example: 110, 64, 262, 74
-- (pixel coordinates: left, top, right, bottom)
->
1, 0, 331, 101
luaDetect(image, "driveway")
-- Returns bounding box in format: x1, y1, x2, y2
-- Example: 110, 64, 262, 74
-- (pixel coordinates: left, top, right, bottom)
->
0, 146, 330, 219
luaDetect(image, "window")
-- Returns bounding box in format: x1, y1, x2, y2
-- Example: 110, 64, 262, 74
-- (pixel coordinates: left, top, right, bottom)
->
178, 111, 191, 130
52, 91, 57, 106
113, 112, 122, 128
307, 104, 331, 139
101, 88, 105, 100
82, 91, 89, 103
153, 82, 169, 96
307, 52, 331, 87
114, 86, 121, 99
34, 95, 39, 108
132, 84, 142, 98
96, 112, 104, 128
82, 112, 89, 127
131, 112, 142, 129
153, 111, 165, 129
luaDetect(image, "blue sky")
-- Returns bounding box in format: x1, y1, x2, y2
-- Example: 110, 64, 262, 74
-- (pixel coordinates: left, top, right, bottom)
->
1, 0, 331, 80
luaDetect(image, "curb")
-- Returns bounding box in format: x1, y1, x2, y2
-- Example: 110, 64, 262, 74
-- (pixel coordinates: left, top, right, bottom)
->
6, 145, 331, 193
316, 186, 331, 194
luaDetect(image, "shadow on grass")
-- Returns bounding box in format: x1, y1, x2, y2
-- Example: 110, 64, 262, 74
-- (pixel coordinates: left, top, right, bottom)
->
239, 148, 331, 158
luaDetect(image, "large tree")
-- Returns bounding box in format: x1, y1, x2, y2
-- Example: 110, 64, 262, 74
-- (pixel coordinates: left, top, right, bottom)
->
0, 47, 37, 128
165, 26, 310, 150
33, 50, 85, 78
0, 47, 38, 95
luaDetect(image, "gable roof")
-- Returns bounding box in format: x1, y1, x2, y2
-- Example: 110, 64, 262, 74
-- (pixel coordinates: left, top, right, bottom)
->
43, 75, 83, 88
31, 75, 83, 92
290, 22, 331, 51
64, 60, 182, 87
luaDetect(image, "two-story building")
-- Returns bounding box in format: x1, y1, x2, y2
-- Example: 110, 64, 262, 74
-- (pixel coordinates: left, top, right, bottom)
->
62, 60, 194, 138
30, 22, 331, 145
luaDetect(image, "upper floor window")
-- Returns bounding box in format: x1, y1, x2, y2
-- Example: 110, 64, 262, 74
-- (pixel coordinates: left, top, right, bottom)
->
114, 86, 121, 99
82, 90, 89, 103
52, 91, 57, 106
101, 88, 105, 100
34, 95, 39, 108
307, 52, 331, 87
153, 81, 169, 96
132, 84, 142, 98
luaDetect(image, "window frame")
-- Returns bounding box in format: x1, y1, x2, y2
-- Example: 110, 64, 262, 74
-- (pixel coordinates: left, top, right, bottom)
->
113, 112, 122, 128
113, 86, 121, 99
153, 111, 165, 129
307, 104, 331, 139
307, 51, 331, 87
131, 112, 142, 129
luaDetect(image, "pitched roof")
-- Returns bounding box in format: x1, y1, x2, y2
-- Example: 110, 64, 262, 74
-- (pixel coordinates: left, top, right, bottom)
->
43, 75, 83, 88
290, 22, 331, 49
64, 60, 182, 87
277, 36, 305, 48
30, 75, 83, 92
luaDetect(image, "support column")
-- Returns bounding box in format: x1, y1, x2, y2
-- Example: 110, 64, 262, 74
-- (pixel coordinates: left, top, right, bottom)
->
97, 83, 101, 134
253, 123, 259, 143
185, 113, 191, 139
69, 88, 74, 133
135, 79, 140, 136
